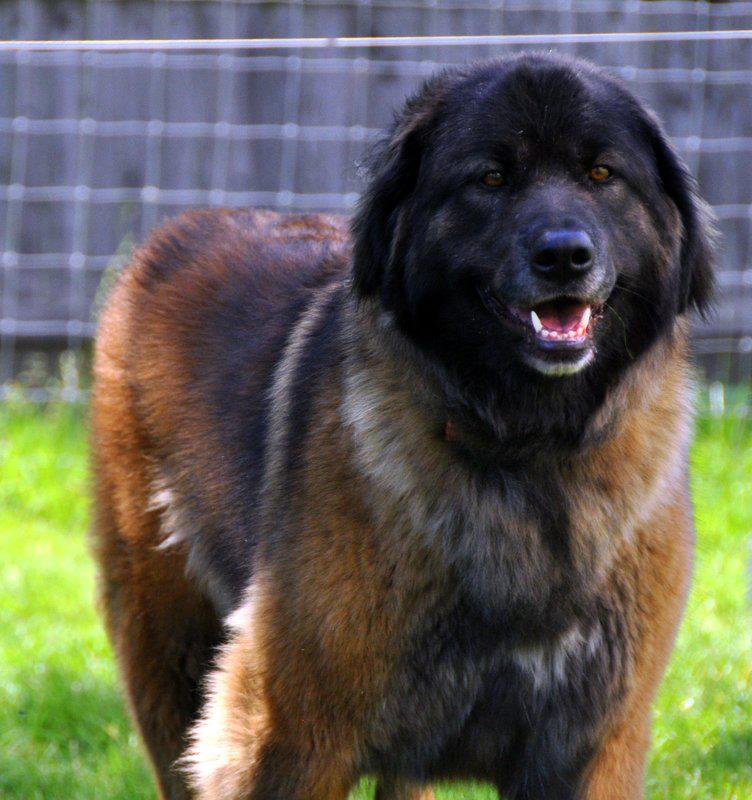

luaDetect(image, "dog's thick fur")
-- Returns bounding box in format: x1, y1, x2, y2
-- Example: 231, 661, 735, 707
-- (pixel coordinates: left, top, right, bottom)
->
91, 54, 714, 800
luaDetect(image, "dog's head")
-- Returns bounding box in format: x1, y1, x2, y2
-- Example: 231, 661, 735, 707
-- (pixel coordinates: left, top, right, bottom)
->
352, 54, 714, 417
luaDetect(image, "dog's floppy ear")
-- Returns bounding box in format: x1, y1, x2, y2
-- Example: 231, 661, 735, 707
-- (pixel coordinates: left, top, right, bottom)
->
351, 72, 457, 301
646, 113, 716, 317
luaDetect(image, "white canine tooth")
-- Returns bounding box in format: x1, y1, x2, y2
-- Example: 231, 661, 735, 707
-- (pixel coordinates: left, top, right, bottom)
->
530, 310, 543, 333
581, 306, 592, 329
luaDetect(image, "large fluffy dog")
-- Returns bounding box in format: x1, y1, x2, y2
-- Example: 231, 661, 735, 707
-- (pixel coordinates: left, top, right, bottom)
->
91, 53, 714, 800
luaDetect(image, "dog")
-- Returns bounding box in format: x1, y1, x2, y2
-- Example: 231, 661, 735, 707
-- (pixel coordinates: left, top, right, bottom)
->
91, 52, 714, 800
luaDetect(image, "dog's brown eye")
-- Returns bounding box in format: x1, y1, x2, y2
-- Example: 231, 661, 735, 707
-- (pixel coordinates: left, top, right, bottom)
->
589, 165, 612, 183
481, 170, 504, 188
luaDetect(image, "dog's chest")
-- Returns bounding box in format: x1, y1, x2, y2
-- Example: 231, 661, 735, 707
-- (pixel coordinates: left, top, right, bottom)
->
394, 459, 625, 641
368, 591, 627, 789
347, 406, 630, 635
362, 465, 635, 784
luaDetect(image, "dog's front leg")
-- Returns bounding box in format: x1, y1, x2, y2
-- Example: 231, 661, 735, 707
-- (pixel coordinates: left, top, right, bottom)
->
183, 600, 358, 800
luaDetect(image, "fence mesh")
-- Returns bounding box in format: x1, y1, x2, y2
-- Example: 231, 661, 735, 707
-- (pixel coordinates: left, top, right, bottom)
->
0, 0, 751, 409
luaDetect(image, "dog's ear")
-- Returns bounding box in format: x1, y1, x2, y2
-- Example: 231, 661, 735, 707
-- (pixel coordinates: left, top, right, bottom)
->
646, 113, 716, 317
351, 73, 456, 301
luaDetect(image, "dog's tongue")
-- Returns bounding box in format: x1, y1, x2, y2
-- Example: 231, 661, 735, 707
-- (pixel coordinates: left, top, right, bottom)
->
535, 301, 590, 333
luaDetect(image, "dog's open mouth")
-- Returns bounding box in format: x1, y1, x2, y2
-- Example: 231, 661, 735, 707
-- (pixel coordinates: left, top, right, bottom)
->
482, 290, 600, 352
512, 299, 596, 349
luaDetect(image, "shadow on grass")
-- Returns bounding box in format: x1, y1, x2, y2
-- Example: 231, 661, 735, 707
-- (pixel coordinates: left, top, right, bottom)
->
0, 662, 152, 799
3, 660, 749, 798
8, 663, 130, 746
649, 726, 752, 797
702, 728, 752, 773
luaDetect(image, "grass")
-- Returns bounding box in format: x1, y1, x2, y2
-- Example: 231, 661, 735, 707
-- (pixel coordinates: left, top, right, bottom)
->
0, 400, 750, 799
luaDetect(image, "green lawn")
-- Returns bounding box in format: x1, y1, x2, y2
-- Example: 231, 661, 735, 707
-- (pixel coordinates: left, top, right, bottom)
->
0, 400, 750, 799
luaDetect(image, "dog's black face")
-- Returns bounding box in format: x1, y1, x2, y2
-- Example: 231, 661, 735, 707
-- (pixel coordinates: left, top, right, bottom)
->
353, 54, 714, 444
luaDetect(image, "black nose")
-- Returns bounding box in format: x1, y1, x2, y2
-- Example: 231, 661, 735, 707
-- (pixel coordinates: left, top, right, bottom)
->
531, 229, 594, 281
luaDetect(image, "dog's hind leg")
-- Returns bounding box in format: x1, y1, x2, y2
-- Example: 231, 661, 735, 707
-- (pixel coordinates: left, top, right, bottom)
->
91, 382, 223, 796
375, 778, 436, 800
91, 266, 225, 799
92, 466, 223, 800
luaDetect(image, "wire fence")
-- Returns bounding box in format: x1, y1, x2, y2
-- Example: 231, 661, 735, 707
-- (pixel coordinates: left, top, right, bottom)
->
0, 0, 751, 411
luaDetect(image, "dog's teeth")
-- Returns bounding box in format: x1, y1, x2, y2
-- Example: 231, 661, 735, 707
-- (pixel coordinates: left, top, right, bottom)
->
530, 310, 543, 333
581, 306, 592, 329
